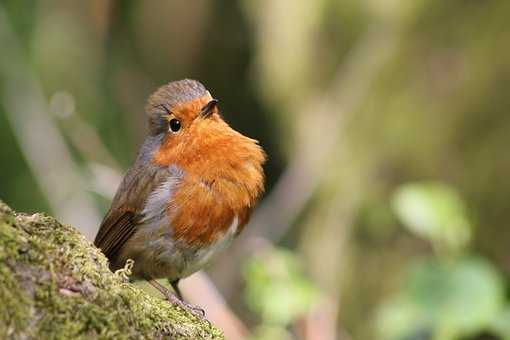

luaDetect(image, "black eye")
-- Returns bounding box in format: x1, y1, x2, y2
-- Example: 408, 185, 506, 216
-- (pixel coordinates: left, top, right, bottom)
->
169, 118, 181, 132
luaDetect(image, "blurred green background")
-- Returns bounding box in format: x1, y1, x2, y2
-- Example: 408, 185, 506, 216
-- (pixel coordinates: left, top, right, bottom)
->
1, 1, 509, 339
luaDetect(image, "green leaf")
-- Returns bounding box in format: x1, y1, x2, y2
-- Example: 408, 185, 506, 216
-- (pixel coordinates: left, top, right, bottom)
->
376, 257, 505, 340
243, 247, 318, 326
488, 306, 510, 339
250, 325, 292, 340
392, 182, 472, 253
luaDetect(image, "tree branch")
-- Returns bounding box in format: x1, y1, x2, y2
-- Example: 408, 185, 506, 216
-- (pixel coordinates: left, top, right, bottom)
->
0, 201, 223, 339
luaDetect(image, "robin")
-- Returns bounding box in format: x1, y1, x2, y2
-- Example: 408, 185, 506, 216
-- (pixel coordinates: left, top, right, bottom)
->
94, 79, 266, 313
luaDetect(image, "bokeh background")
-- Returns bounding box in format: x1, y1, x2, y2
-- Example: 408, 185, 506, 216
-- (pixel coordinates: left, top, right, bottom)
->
1, 1, 510, 339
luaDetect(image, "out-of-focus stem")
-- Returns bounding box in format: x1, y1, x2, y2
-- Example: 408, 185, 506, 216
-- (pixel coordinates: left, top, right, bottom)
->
0, 7, 102, 240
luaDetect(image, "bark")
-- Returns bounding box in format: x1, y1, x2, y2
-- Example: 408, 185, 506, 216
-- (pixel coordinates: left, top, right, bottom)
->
0, 201, 223, 339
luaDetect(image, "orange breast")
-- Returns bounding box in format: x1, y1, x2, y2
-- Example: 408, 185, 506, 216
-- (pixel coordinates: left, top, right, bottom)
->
170, 176, 237, 245
153, 117, 266, 246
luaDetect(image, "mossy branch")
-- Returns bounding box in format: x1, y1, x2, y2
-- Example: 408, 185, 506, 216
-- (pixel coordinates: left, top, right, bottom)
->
0, 201, 223, 339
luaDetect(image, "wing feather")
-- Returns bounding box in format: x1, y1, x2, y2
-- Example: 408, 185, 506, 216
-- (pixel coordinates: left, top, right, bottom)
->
94, 163, 173, 260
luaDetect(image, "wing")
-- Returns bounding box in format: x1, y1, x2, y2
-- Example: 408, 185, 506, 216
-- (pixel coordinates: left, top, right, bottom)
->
94, 163, 173, 260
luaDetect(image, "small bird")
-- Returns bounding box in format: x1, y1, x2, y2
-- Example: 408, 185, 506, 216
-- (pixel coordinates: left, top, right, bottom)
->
94, 79, 265, 312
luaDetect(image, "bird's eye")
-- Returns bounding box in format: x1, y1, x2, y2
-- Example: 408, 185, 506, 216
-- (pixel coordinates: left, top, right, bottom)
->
169, 118, 181, 132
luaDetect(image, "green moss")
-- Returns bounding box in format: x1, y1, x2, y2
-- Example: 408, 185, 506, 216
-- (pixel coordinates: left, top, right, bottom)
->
0, 201, 223, 339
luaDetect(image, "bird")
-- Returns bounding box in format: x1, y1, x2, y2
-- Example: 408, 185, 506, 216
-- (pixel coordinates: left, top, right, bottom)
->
94, 79, 266, 313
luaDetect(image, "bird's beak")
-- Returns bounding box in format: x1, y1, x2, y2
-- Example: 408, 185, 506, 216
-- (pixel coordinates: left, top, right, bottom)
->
200, 99, 219, 118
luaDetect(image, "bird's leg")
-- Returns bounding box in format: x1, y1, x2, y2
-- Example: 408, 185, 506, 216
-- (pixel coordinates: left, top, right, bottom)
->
169, 278, 206, 317
148, 279, 205, 318
170, 279, 183, 300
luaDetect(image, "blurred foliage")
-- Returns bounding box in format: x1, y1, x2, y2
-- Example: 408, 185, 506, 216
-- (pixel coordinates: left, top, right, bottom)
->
243, 247, 318, 330
1, 1, 510, 339
392, 182, 472, 255
377, 257, 505, 340
376, 182, 508, 340
250, 326, 293, 340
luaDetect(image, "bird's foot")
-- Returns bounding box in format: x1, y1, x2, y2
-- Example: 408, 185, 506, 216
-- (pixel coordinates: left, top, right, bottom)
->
148, 279, 206, 319
163, 291, 206, 318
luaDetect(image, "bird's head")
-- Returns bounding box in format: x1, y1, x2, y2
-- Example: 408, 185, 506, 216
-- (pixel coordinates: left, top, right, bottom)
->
146, 79, 218, 137
145, 79, 266, 194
